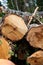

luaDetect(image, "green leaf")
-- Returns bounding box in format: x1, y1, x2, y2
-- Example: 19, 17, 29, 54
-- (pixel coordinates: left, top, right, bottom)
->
9, 50, 14, 56
0, 40, 2, 45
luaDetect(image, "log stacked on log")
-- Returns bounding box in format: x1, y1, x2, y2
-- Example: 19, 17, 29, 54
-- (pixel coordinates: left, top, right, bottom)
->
0, 37, 11, 59
27, 50, 43, 65
0, 7, 43, 65
1, 14, 28, 41
26, 25, 43, 49
1, 7, 39, 41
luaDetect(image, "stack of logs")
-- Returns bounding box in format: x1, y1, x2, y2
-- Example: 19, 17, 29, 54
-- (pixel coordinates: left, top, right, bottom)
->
0, 7, 43, 65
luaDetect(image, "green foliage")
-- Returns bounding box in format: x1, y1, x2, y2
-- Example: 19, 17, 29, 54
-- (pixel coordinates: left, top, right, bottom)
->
37, 0, 43, 6
7, 0, 17, 9
7, 0, 24, 11
9, 50, 14, 56
37, 0, 43, 11
7, 0, 13, 9
17, 0, 24, 11
0, 12, 5, 17
6, 0, 43, 12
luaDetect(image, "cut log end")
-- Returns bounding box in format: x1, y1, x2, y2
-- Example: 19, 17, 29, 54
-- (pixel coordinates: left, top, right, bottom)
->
27, 50, 43, 65
1, 14, 28, 41
0, 37, 11, 59
26, 25, 43, 49
0, 59, 15, 65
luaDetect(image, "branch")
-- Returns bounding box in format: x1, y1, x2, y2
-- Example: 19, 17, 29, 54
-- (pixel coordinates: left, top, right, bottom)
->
27, 7, 39, 27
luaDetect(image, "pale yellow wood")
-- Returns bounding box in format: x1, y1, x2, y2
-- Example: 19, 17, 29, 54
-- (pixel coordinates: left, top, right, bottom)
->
2, 14, 28, 41
0, 59, 15, 65
27, 50, 43, 65
26, 25, 43, 49
0, 37, 10, 59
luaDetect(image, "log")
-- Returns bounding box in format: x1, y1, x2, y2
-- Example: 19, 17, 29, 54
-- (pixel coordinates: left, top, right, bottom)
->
0, 37, 11, 59
1, 14, 28, 41
27, 50, 43, 65
1, 7, 39, 41
26, 25, 43, 49
0, 59, 15, 65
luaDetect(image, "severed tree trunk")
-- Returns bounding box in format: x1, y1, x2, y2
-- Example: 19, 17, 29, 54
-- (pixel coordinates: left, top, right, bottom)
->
27, 50, 43, 65
0, 59, 15, 65
0, 37, 10, 59
26, 25, 43, 49
1, 14, 28, 41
